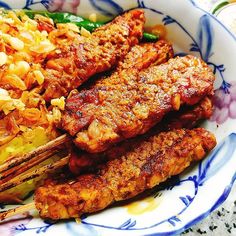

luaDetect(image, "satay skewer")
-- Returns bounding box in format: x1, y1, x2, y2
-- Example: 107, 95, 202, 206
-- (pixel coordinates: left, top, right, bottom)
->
0, 155, 69, 193
0, 128, 217, 221
0, 149, 59, 183
69, 96, 213, 175
0, 96, 213, 193
0, 47, 214, 195
0, 40, 175, 192
0, 202, 35, 221
0, 134, 70, 175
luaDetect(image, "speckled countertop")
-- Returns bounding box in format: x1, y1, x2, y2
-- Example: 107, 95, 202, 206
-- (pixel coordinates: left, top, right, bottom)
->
181, 1, 236, 235
181, 184, 236, 235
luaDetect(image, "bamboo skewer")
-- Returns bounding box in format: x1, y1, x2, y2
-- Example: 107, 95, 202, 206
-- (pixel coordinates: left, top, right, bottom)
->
0, 134, 70, 174
0, 149, 59, 183
0, 155, 70, 193
0, 134, 72, 221
0, 202, 35, 221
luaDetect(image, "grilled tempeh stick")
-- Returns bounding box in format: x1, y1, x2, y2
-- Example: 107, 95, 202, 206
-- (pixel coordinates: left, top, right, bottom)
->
62, 39, 174, 136
62, 40, 174, 136
42, 9, 145, 100
0, 41, 173, 193
69, 96, 213, 175
34, 128, 216, 220
63, 55, 215, 153
164, 95, 213, 130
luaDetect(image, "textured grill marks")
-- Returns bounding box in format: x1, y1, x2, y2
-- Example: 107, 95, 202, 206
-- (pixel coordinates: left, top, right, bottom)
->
35, 128, 216, 220
42, 10, 146, 101
63, 54, 215, 153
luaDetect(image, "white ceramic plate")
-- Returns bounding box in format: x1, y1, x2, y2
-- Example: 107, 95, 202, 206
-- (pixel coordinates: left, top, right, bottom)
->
0, 0, 236, 235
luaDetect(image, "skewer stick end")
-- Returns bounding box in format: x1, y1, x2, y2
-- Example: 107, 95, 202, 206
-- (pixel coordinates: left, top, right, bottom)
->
0, 202, 35, 222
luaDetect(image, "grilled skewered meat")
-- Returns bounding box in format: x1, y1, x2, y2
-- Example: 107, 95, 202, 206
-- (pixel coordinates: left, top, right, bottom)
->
35, 128, 216, 219
0, 9, 218, 224
62, 55, 215, 153
42, 10, 145, 100
165, 96, 213, 130
109, 40, 174, 73
69, 96, 213, 175
62, 39, 174, 135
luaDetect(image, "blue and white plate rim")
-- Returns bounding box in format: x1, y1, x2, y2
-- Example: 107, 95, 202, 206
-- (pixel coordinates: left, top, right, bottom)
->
0, 0, 235, 235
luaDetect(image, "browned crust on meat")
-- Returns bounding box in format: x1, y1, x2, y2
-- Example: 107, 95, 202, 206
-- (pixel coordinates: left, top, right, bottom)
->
63, 55, 215, 153
42, 10, 145, 100
62, 40, 174, 137
165, 96, 213, 130
69, 96, 213, 175
35, 128, 216, 219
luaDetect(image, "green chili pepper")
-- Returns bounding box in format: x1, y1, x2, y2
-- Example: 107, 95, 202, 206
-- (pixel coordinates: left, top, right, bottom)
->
22, 10, 159, 42
142, 32, 159, 42
23, 10, 104, 31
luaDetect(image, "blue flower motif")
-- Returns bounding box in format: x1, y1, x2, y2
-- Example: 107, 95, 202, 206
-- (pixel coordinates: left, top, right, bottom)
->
23, 0, 52, 10
198, 133, 236, 185
168, 216, 181, 226
119, 218, 137, 229
89, 0, 123, 17
190, 42, 201, 54
194, 13, 233, 125
137, 0, 145, 8
162, 15, 176, 25
0, 1, 234, 235
15, 219, 56, 234
179, 195, 193, 207
66, 221, 99, 236
197, 15, 214, 62
0, 1, 11, 9
15, 223, 27, 231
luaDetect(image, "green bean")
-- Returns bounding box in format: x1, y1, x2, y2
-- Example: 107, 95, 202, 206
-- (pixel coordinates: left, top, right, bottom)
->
23, 10, 159, 41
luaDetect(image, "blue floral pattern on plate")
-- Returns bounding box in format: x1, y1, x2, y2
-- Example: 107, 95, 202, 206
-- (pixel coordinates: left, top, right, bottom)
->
0, 0, 236, 235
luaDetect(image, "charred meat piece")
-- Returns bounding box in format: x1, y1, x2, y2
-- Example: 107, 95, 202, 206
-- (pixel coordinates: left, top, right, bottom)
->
69, 96, 213, 175
62, 40, 174, 137
98, 39, 174, 78
165, 96, 213, 130
42, 10, 145, 101
35, 128, 216, 219
62, 55, 215, 153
